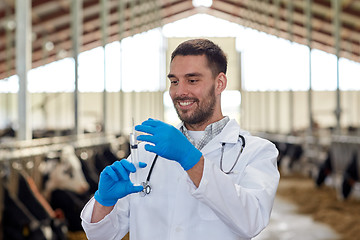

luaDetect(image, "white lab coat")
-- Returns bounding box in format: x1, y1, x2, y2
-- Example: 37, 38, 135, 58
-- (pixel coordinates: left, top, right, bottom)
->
81, 119, 280, 240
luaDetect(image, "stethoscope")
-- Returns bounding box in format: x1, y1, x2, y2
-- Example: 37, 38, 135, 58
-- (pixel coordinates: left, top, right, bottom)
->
141, 134, 246, 196
141, 154, 158, 196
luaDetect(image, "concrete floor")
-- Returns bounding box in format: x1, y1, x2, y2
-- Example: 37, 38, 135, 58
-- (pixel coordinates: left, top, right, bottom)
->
254, 197, 339, 240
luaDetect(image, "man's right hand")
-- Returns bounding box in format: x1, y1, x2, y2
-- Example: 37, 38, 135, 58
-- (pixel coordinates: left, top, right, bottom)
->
94, 160, 144, 207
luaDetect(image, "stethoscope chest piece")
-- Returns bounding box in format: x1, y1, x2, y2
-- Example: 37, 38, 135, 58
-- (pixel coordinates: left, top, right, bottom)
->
141, 181, 152, 196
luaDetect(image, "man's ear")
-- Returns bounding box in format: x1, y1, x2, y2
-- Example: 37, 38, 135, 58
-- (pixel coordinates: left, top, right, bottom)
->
215, 73, 227, 95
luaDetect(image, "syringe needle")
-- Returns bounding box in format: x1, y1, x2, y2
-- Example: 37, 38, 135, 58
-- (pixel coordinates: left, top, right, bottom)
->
132, 117, 135, 132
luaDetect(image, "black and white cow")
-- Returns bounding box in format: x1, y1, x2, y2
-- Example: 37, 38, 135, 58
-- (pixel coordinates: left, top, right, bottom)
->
41, 145, 92, 232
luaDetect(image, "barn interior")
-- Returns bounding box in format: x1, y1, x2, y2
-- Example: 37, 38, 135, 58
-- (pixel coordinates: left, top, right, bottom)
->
1, 0, 360, 239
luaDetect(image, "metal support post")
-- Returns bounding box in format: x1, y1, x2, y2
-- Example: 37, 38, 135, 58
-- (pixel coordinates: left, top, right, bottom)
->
5, 3, 13, 127
16, 0, 32, 140
306, 0, 314, 135
118, 0, 125, 133
101, 0, 108, 133
287, 0, 295, 133
332, 0, 342, 134
71, 0, 83, 135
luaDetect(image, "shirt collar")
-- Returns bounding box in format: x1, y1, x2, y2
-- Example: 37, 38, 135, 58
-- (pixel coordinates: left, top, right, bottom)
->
179, 116, 230, 150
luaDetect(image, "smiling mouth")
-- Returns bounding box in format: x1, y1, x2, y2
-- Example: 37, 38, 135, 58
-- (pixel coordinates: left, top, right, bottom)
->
178, 101, 194, 107
173, 97, 198, 110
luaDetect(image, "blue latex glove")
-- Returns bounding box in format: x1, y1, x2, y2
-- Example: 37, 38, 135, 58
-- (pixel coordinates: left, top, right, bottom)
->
94, 160, 146, 207
135, 118, 202, 171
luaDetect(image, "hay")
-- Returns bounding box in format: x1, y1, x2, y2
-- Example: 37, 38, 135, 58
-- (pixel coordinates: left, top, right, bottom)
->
277, 175, 360, 240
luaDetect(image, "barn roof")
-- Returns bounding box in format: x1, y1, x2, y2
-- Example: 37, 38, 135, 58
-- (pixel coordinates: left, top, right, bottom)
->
1, 0, 360, 80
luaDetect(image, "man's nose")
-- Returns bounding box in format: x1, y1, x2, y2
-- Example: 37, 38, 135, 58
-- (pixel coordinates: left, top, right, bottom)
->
176, 81, 189, 96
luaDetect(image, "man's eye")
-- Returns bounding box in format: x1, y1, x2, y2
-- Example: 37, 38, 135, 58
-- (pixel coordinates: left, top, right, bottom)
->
189, 79, 198, 83
171, 80, 178, 85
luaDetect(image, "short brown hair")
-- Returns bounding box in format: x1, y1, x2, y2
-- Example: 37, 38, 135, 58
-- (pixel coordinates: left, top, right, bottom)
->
171, 39, 227, 77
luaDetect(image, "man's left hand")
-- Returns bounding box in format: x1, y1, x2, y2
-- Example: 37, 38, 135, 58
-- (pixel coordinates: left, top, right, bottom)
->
135, 118, 202, 171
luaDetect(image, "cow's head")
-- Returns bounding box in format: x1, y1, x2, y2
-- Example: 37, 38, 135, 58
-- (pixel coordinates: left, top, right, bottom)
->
43, 145, 89, 198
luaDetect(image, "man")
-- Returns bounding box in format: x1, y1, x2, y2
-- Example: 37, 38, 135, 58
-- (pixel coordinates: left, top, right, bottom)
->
81, 39, 280, 240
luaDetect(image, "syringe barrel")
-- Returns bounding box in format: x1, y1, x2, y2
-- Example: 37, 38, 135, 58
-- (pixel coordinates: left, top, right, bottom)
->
129, 131, 137, 147
129, 133, 141, 186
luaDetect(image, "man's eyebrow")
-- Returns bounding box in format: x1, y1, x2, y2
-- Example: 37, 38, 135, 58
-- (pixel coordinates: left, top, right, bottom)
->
167, 73, 176, 79
167, 72, 203, 79
185, 72, 202, 77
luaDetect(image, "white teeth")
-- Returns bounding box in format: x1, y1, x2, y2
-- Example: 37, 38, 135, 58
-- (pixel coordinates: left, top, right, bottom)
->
179, 101, 192, 106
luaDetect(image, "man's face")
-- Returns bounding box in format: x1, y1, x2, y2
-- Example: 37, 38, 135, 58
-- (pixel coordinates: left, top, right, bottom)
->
168, 55, 217, 126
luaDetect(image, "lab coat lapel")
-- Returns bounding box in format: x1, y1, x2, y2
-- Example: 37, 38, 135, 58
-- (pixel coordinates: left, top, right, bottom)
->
200, 119, 242, 155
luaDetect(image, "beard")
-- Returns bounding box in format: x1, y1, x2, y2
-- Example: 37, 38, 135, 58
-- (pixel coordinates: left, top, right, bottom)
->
173, 85, 216, 125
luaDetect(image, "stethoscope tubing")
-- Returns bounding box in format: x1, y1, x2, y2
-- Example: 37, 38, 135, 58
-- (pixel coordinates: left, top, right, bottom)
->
141, 134, 245, 196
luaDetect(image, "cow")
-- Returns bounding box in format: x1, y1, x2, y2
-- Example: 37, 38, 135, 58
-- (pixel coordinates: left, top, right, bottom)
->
2, 169, 67, 240
40, 145, 91, 232
341, 151, 359, 199
42, 145, 90, 199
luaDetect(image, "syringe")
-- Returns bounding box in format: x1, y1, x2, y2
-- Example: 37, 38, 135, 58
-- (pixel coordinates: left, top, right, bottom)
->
129, 119, 141, 186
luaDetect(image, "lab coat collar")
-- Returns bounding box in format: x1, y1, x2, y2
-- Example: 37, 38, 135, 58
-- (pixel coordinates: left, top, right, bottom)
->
218, 119, 245, 144
179, 119, 248, 155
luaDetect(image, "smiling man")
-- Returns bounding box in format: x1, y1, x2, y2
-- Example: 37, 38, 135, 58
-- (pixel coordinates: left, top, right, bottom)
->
168, 53, 225, 130
81, 39, 280, 240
